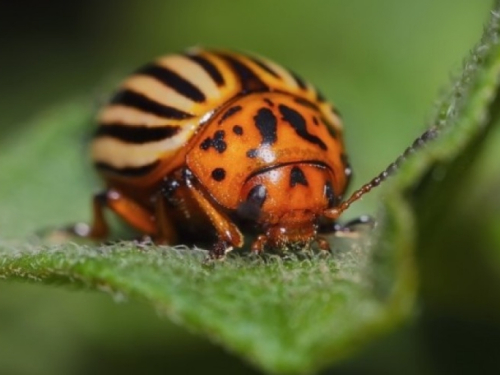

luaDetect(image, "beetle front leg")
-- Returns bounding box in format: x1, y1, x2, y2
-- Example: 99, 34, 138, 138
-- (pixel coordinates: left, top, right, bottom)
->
251, 235, 268, 255
185, 170, 244, 259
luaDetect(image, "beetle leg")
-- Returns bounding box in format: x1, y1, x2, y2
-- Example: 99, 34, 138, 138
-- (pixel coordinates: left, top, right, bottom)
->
251, 234, 268, 255
334, 215, 374, 238
154, 193, 179, 244
71, 189, 157, 240
85, 192, 110, 238
315, 236, 331, 252
185, 171, 244, 257
319, 215, 374, 236
161, 177, 181, 207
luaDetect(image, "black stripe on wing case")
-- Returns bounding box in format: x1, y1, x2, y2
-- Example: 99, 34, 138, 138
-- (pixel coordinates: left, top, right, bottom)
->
294, 97, 320, 111
290, 70, 307, 90
94, 160, 160, 177
316, 89, 326, 102
110, 90, 194, 120
95, 123, 181, 144
248, 56, 280, 78
137, 64, 206, 102
217, 53, 269, 93
185, 53, 225, 86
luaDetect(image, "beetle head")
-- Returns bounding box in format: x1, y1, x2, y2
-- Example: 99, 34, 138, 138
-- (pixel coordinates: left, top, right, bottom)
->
237, 162, 339, 246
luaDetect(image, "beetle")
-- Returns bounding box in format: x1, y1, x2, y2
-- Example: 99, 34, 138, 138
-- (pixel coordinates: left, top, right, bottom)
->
74, 48, 437, 258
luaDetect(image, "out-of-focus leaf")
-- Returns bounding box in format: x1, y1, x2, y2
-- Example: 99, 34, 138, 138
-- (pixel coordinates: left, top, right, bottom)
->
377, 1, 500, 320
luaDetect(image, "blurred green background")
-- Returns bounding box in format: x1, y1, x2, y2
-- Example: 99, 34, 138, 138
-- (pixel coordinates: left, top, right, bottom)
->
0, 1, 493, 374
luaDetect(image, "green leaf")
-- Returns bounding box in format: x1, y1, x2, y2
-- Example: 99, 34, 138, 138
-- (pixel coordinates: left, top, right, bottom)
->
0, 240, 400, 374
0, 96, 413, 373
0, 4, 499, 375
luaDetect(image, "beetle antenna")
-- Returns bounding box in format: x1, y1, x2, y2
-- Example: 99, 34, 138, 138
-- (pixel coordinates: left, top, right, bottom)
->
324, 126, 439, 220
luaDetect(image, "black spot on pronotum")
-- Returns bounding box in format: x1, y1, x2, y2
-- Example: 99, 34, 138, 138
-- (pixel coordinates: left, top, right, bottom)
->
278, 104, 327, 150
200, 137, 212, 150
312, 116, 319, 126
199, 130, 227, 153
232, 125, 243, 135
213, 130, 227, 153
246, 149, 258, 158
290, 166, 308, 187
254, 107, 277, 146
237, 184, 267, 220
218, 105, 242, 125
323, 181, 335, 208
211, 168, 226, 181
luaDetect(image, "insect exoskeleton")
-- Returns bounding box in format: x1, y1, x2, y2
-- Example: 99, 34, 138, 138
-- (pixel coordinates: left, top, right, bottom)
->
79, 47, 433, 258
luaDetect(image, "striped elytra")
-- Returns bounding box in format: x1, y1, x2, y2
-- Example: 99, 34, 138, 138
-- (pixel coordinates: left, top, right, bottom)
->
83, 48, 360, 258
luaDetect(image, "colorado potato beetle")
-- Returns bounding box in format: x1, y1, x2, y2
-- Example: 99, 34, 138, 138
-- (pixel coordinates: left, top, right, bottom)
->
76, 48, 436, 258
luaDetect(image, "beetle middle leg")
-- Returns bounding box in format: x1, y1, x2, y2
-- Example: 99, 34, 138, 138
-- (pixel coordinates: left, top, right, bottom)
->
69, 189, 157, 240
153, 194, 179, 244
148, 176, 185, 244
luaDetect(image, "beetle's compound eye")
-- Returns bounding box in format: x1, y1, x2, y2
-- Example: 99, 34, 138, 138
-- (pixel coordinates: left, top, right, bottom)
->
237, 184, 267, 220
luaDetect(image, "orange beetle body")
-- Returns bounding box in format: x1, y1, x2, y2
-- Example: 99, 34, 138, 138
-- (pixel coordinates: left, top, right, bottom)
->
86, 49, 352, 257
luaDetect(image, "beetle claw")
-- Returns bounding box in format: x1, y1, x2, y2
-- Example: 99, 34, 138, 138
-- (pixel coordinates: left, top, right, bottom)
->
209, 239, 231, 260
